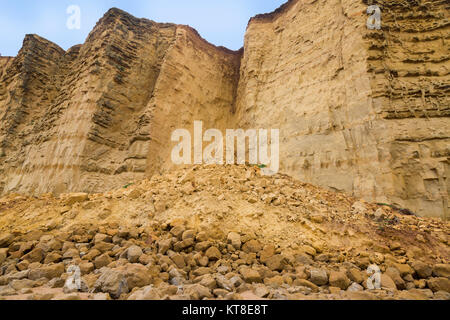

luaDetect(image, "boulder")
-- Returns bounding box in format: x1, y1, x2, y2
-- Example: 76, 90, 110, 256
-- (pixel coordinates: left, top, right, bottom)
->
198, 274, 217, 290
393, 263, 414, 277
182, 230, 196, 241
347, 282, 364, 292
157, 238, 172, 254
184, 284, 213, 300
82, 249, 101, 262
427, 277, 450, 293
118, 264, 152, 289
385, 267, 406, 290
170, 253, 186, 269
22, 247, 45, 263
93, 268, 129, 299
259, 244, 275, 263
64, 193, 88, 206
0, 233, 14, 248
28, 263, 65, 280
309, 268, 328, 286
79, 262, 94, 275
411, 261, 432, 279
294, 279, 319, 292
94, 254, 112, 269
126, 245, 143, 263
227, 232, 241, 250
170, 226, 185, 240
239, 268, 262, 283
44, 252, 62, 264
242, 240, 262, 253
128, 285, 162, 300
346, 268, 364, 284
9, 279, 35, 291
432, 264, 450, 278
62, 248, 79, 260
380, 274, 397, 291
329, 271, 351, 290
205, 247, 221, 261
264, 254, 287, 272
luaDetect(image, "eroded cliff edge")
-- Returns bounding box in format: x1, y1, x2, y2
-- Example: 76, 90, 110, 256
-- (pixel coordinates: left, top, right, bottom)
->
0, 1, 448, 218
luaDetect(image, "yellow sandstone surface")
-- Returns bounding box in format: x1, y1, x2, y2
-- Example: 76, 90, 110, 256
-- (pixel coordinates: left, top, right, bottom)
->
0, 0, 448, 220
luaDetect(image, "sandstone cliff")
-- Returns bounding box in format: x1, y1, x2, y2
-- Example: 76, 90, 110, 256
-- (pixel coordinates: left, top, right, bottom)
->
0, 9, 241, 196
235, 0, 449, 219
0, 1, 448, 218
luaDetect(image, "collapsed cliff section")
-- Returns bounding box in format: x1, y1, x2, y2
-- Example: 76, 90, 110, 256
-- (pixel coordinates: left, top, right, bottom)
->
0, 8, 241, 196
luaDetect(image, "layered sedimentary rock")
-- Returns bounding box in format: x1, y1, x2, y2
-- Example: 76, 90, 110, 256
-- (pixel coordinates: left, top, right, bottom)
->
0, 1, 448, 218
0, 57, 14, 75
0, 9, 241, 195
235, 0, 449, 218
364, 0, 449, 218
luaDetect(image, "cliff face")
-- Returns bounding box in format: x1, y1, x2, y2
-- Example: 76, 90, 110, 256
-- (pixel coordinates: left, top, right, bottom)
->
0, 57, 14, 75
236, 0, 449, 219
364, 0, 449, 218
0, 2, 448, 218
236, 0, 377, 202
0, 9, 241, 195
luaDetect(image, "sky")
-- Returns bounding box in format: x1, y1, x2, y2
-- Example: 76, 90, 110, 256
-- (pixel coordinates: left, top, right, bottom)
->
0, 0, 286, 57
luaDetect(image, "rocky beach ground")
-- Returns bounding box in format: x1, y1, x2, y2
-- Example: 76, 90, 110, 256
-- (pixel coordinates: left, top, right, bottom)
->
0, 165, 449, 300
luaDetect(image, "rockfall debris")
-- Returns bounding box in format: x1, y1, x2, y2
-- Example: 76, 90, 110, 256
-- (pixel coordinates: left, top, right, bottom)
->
0, 165, 448, 300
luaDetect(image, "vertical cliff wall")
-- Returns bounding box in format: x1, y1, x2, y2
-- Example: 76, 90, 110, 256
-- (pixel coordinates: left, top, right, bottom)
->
236, 0, 378, 200
235, 0, 449, 218
365, 0, 449, 218
0, 9, 241, 195
0, 2, 448, 218
145, 27, 241, 175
